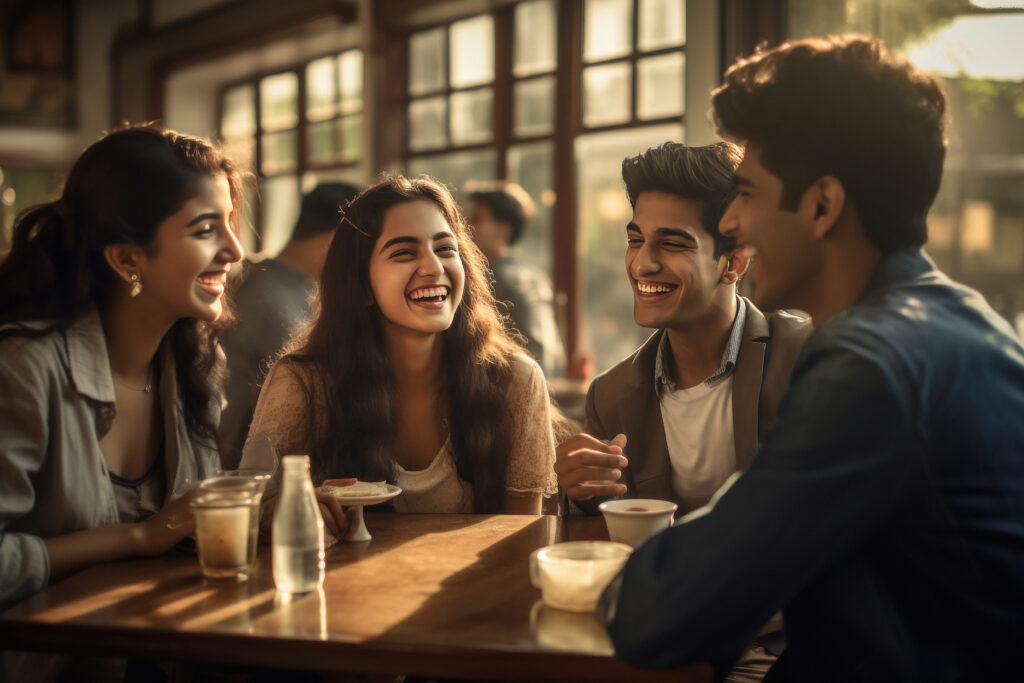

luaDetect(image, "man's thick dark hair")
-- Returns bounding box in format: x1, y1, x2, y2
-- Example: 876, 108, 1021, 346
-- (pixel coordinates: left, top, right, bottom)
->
710, 35, 948, 253
622, 141, 742, 259
468, 183, 534, 245
291, 182, 361, 241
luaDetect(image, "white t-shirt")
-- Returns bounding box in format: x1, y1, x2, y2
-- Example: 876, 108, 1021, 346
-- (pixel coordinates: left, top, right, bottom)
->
659, 376, 738, 512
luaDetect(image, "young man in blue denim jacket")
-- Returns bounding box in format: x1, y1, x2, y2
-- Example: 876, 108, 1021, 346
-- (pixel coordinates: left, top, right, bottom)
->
601, 35, 1024, 682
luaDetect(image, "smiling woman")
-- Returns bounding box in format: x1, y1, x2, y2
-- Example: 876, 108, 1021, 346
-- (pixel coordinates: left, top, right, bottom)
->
0, 123, 248, 619
244, 174, 558, 535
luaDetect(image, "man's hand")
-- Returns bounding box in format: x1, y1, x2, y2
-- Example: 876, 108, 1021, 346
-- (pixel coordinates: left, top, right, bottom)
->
555, 433, 629, 501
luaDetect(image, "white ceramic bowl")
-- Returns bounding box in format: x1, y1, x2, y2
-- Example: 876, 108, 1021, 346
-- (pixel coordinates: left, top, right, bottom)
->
598, 498, 678, 548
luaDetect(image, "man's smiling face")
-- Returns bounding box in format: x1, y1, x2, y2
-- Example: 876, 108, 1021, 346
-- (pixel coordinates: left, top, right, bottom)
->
625, 190, 729, 331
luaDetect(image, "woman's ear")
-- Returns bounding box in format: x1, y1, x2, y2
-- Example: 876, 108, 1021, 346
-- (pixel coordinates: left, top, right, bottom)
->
103, 243, 143, 284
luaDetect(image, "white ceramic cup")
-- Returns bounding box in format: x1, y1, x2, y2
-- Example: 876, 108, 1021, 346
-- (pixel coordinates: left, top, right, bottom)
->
529, 540, 632, 612
598, 498, 678, 548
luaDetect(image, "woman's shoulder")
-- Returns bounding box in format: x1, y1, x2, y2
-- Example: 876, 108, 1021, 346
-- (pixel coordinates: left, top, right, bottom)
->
504, 352, 548, 401
0, 321, 66, 372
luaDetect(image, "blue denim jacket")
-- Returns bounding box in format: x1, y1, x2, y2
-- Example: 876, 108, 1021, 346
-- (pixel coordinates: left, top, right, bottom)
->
603, 249, 1024, 682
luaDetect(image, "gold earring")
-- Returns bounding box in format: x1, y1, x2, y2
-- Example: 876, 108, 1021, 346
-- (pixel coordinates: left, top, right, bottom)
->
129, 273, 143, 297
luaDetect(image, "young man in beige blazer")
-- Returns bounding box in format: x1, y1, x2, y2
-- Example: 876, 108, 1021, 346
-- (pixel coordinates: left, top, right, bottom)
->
556, 142, 810, 681
557, 141, 810, 514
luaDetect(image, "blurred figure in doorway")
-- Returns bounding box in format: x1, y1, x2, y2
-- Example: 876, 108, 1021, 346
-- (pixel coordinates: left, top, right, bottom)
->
467, 181, 567, 378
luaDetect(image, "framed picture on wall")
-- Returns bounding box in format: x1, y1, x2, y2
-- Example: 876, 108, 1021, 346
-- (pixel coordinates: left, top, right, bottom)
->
0, 0, 75, 127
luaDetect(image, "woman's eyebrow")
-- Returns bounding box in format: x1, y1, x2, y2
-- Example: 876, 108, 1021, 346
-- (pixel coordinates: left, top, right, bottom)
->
186, 212, 223, 227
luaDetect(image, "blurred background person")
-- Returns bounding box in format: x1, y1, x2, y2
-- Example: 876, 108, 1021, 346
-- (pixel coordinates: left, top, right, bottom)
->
467, 181, 567, 378
220, 182, 361, 462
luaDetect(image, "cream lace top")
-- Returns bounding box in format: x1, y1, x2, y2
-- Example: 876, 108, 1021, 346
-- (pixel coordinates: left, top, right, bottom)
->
243, 353, 558, 512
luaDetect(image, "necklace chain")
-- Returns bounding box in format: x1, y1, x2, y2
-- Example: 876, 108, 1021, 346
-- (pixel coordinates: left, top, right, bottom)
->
113, 367, 154, 393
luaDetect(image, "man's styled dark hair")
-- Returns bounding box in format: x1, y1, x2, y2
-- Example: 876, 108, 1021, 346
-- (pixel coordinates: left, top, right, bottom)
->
710, 35, 948, 253
622, 141, 742, 259
291, 182, 362, 241
467, 181, 536, 245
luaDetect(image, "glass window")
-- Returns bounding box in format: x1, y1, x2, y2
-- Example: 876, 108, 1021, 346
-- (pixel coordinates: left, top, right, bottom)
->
638, 0, 686, 52
339, 50, 363, 114
407, 148, 498, 196
261, 129, 298, 175
450, 15, 495, 89
638, 52, 685, 119
450, 88, 493, 145
339, 115, 363, 162
410, 27, 447, 96
514, 76, 556, 137
409, 96, 449, 151
584, 0, 633, 63
259, 174, 301, 257
259, 72, 299, 132
583, 63, 632, 127
222, 84, 256, 139
307, 120, 338, 164
576, 123, 684, 372
514, 0, 557, 77
507, 141, 555, 275
306, 57, 337, 121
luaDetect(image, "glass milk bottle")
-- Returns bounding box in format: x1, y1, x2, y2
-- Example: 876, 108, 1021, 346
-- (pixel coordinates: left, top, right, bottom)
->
272, 455, 325, 593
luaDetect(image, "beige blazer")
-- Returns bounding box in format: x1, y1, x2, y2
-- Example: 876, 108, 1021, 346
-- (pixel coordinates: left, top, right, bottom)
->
580, 299, 811, 511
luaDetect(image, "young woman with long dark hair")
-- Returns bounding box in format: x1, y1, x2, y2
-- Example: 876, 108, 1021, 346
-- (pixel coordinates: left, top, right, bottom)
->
0, 123, 246, 611
244, 174, 556, 530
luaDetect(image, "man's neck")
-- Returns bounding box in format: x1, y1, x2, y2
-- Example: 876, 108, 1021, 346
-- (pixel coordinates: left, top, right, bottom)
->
277, 235, 330, 281
802, 220, 884, 327
663, 293, 738, 390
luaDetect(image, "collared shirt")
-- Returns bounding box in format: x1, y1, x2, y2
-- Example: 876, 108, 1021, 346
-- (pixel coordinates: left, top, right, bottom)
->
603, 249, 1024, 681
654, 295, 747, 393
0, 310, 220, 610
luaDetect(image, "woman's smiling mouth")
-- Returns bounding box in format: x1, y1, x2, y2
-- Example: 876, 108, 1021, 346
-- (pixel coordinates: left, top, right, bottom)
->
196, 270, 229, 297
408, 285, 450, 309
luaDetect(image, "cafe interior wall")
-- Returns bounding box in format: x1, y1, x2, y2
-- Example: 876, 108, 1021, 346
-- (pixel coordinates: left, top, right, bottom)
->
0, 0, 139, 252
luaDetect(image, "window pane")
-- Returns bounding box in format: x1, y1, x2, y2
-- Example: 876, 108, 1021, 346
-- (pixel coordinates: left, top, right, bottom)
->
507, 141, 555, 275
261, 129, 298, 175
339, 50, 363, 114
584, 0, 633, 63
583, 63, 631, 127
639, 0, 686, 51
221, 84, 255, 140
410, 28, 446, 96
409, 96, 448, 151
576, 124, 684, 373
307, 120, 338, 164
306, 57, 337, 121
514, 76, 555, 137
638, 52, 684, 119
515, 0, 557, 77
260, 72, 299, 132
223, 138, 255, 175
450, 88, 493, 145
260, 174, 301, 257
339, 115, 363, 162
450, 15, 494, 88
407, 148, 497, 198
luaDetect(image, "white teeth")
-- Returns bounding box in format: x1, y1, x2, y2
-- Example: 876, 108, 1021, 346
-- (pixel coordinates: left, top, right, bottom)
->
638, 282, 676, 294
409, 286, 448, 300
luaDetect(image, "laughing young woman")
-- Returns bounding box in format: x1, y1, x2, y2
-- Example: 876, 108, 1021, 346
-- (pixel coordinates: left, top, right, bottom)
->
244, 174, 557, 532
0, 124, 245, 611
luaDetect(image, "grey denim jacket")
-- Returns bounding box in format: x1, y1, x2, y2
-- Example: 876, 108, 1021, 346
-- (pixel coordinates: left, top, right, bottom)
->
0, 309, 219, 610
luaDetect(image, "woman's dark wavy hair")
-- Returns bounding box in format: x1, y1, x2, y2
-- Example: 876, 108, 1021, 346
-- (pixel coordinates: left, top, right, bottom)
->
285, 174, 523, 513
710, 34, 948, 253
0, 122, 249, 450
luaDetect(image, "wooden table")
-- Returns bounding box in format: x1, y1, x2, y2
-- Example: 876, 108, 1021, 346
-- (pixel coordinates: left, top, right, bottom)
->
0, 514, 711, 681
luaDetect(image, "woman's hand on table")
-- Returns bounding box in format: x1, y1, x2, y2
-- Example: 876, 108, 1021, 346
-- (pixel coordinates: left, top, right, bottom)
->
138, 489, 199, 555
318, 478, 357, 539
